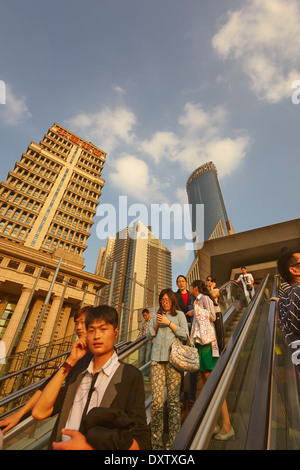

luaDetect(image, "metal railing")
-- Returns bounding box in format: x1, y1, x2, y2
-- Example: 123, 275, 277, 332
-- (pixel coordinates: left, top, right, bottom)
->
0, 280, 248, 450
172, 275, 269, 450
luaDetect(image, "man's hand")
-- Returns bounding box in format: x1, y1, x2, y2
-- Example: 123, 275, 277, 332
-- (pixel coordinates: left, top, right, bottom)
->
0, 411, 22, 434
68, 337, 88, 367
52, 429, 94, 450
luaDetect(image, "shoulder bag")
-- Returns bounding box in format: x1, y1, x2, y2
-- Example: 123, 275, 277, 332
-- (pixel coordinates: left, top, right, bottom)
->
169, 336, 199, 372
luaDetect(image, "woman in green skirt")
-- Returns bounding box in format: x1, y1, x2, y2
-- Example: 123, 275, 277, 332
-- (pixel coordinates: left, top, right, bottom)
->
189, 280, 235, 441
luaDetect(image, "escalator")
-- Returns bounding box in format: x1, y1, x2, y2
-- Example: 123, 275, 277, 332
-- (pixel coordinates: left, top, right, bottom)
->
172, 274, 300, 450
2, 276, 299, 450
0, 280, 246, 450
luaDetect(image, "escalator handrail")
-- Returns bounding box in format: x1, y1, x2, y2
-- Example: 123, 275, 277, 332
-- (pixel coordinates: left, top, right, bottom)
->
0, 351, 70, 384
0, 336, 149, 414
245, 275, 279, 449
171, 274, 269, 450
0, 335, 138, 384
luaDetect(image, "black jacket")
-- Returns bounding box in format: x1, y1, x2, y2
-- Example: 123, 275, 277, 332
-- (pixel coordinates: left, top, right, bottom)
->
48, 361, 151, 450
175, 289, 195, 323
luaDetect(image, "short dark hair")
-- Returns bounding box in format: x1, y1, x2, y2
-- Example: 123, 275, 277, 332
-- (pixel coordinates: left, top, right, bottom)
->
142, 308, 149, 314
158, 288, 180, 317
277, 249, 300, 283
241, 266, 247, 270
74, 305, 92, 321
85, 305, 119, 330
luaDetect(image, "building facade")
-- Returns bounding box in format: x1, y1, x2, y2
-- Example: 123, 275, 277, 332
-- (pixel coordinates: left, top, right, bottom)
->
186, 161, 234, 242
95, 221, 172, 339
185, 162, 234, 283
0, 123, 109, 358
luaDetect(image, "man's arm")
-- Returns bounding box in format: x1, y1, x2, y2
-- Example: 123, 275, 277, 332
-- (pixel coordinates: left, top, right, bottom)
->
0, 390, 42, 433
32, 338, 87, 421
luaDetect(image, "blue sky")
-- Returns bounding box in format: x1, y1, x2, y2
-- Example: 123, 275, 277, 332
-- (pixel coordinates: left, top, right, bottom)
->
1, 0, 300, 289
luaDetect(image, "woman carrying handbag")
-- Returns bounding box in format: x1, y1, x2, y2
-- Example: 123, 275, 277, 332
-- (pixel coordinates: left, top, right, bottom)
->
188, 280, 235, 442
146, 288, 188, 450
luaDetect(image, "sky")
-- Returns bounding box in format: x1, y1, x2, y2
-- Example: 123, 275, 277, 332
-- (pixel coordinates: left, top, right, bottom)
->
0, 0, 300, 290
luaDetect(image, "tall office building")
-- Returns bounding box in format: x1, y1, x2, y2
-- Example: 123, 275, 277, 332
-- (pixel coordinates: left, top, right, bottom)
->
95, 221, 172, 338
186, 162, 234, 286
186, 161, 234, 242
0, 123, 106, 256
0, 123, 109, 356
95, 236, 116, 304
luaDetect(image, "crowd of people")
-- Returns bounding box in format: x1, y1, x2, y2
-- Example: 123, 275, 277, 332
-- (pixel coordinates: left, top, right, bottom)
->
0, 273, 235, 450
0, 251, 299, 450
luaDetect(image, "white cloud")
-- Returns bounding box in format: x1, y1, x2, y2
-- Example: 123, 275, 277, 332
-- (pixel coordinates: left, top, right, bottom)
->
0, 84, 31, 125
140, 131, 179, 164
212, 0, 300, 103
140, 101, 251, 178
113, 85, 127, 95
204, 136, 251, 178
65, 106, 137, 153
109, 154, 164, 202
170, 243, 193, 264
176, 187, 189, 206
66, 100, 251, 204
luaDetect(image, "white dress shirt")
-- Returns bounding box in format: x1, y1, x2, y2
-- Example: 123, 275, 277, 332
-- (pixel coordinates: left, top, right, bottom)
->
62, 351, 120, 441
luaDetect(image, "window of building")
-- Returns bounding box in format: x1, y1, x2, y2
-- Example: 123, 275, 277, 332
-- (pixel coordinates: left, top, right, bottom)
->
41, 270, 51, 280
3, 223, 13, 234
18, 228, 27, 239
0, 301, 17, 339
56, 274, 64, 283
10, 225, 20, 237
7, 260, 20, 270
24, 265, 35, 275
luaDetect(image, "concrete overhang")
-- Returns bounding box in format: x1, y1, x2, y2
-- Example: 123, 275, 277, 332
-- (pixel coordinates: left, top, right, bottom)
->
196, 218, 300, 285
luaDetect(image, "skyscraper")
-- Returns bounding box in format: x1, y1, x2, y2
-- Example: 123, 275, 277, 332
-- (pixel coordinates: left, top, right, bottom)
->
95, 221, 172, 338
186, 161, 234, 242
0, 123, 109, 356
0, 123, 106, 257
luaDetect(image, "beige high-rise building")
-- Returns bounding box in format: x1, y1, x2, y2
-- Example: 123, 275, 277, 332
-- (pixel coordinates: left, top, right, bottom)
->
0, 123, 109, 357
95, 221, 172, 339
95, 236, 116, 304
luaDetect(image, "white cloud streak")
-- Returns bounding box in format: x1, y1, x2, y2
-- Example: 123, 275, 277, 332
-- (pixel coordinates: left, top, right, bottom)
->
66, 100, 251, 203
140, 101, 251, 180
212, 0, 300, 103
0, 84, 31, 125
109, 154, 165, 203
65, 106, 137, 153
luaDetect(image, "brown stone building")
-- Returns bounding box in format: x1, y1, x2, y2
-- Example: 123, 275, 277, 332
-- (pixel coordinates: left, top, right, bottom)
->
0, 123, 109, 358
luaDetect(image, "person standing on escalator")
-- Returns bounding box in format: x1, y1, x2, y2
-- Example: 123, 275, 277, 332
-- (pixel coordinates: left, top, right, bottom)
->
146, 288, 188, 450
277, 249, 300, 371
235, 266, 255, 304
175, 275, 197, 413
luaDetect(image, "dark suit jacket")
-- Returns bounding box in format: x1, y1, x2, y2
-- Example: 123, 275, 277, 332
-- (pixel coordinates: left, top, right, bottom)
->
175, 289, 195, 323
49, 361, 151, 450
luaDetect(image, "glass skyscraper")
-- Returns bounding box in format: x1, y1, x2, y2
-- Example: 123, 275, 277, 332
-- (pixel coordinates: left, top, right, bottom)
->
186, 161, 232, 242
